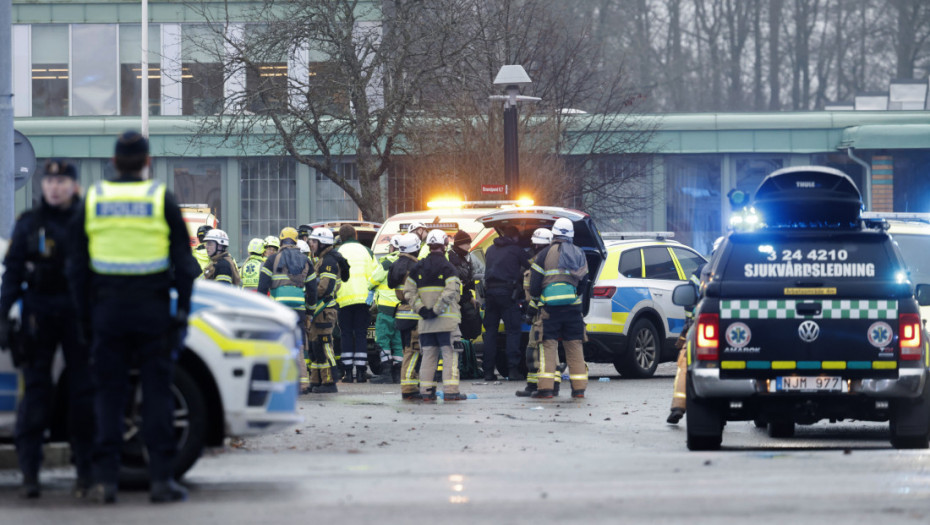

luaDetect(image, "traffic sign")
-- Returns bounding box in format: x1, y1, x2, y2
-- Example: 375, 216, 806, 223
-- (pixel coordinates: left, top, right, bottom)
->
481, 184, 507, 195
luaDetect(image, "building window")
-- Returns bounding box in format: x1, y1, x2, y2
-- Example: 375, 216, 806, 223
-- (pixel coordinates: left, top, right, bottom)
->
315, 163, 361, 220
308, 61, 348, 114
72, 24, 119, 115
31, 25, 69, 116
182, 25, 224, 115
245, 62, 288, 113
666, 155, 721, 255
120, 24, 161, 116
241, 158, 297, 256
170, 159, 224, 230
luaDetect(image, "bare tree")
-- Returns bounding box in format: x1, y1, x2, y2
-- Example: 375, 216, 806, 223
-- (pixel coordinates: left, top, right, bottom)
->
182, 0, 472, 222
888, 0, 930, 79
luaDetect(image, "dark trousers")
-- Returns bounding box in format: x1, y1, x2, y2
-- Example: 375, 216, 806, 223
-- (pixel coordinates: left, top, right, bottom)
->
15, 309, 94, 480
338, 304, 370, 369
91, 299, 177, 485
482, 292, 522, 375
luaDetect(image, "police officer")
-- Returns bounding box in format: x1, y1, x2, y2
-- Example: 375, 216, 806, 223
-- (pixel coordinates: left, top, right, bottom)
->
389, 233, 424, 400
0, 160, 94, 499
336, 224, 374, 383
482, 224, 530, 381
69, 131, 199, 503
516, 228, 562, 397
369, 236, 403, 384
306, 227, 349, 393
239, 238, 267, 291
528, 218, 590, 399
201, 229, 241, 286
258, 227, 316, 392
404, 230, 466, 402
192, 225, 212, 274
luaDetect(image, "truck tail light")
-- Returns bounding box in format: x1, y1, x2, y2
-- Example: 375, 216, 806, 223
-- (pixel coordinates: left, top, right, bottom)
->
899, 313, 922, 360
592, 286, 616, 298
696, 313, 719, 361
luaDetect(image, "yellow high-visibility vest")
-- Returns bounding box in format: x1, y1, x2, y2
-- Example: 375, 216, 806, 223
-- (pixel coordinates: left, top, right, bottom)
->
85, 180, 170, 275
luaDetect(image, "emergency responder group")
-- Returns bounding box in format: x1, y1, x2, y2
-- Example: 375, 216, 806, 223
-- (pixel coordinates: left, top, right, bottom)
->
0, 133, 601, 501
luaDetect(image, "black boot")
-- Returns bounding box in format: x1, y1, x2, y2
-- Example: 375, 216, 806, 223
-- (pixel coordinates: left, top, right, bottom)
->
340, 366, 354, 383
370, 363, 393, 384
20, 473, 39, 499
89, 483, 118, 504
515, 383, 537, 397
314, 383, 338, 393
552, 381, 561, 397
150, 479, 188, 503
667, 407, 685, 424
390, 363, 401, 384
356, 365, 368, 383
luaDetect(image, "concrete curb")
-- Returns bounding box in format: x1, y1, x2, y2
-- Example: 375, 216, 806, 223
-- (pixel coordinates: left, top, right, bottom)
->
0, 443, 72, 471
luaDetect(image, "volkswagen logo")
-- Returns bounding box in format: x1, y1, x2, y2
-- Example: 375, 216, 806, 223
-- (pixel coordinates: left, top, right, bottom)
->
798, 320, 820, 343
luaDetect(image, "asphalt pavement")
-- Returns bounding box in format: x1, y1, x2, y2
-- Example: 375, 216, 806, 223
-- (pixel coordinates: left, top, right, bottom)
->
2, 363, 929, 524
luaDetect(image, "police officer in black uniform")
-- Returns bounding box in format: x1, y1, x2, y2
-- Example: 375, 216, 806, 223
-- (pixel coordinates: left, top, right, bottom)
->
0, 160, 95, 499
481, 225, 530, 381
68, 131, 199, 504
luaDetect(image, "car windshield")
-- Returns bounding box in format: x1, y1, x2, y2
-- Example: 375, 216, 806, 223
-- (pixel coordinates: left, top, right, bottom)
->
892, 233, 930, 285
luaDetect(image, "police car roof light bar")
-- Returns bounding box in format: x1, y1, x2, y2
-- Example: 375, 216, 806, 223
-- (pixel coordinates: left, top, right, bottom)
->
600, 231, 675, 240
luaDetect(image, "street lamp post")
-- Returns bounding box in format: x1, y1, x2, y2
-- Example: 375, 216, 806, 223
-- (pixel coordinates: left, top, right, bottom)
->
490, 65, 540, 198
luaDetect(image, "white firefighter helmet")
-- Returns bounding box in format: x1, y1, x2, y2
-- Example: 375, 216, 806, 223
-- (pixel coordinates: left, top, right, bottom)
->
531, 228, 553, 245
389, 235, 402, 250
425, 229, 448, 247
551, 217, 574, 238
407, 221, 426, 233
203, 228, 229, 246
296, 239, 311, 254
310, 227, 334, 245
397, 233, 421, 253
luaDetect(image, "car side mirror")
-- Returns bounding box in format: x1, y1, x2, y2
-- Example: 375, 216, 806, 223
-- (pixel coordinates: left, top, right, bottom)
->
917, 283, 930, 306
672, 283, 699, 308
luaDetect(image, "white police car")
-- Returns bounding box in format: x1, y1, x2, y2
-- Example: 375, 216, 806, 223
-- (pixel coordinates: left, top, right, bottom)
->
584, 234, 706, 378
0, 243, 302, 484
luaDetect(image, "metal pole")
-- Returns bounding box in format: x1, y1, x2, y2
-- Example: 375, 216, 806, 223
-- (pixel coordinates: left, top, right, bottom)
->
502, 88, 519, 197
0, 0, 15, 235
141, 0, 149, 137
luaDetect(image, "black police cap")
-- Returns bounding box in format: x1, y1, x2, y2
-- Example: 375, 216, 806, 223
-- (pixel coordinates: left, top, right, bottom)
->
115, 130, 150, 158
41, 159, 79, 180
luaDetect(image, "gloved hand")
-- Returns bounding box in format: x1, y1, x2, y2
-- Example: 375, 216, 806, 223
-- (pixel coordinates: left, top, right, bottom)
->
0, 318, 10, 352
452, 340, 465, 353
522, 305, 538, 325
366, 290, 375, 306
418, 307, 437, 320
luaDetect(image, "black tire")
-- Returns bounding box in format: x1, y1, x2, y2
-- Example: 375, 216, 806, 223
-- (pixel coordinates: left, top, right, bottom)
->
617, 319, 660, 378
890, 382, 930, 450
753, 417, 767, 429
768, 420, 795, 438
685, 374, 723, 451
119, 365, 208, 488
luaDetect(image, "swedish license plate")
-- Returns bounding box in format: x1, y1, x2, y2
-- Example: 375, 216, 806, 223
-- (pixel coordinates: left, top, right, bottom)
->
772, 376, 847, 392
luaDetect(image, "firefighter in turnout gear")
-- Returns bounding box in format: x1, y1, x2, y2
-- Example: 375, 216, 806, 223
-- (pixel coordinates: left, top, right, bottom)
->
192, 225, 212, 274
258, 227, 316, 392
369, 236, 403, 384
404, 230, 467, 402
0, 159, 94, 499
306, 227, 349, 393
201, 229, 241, 286
390, 233, 424, 400
516, 228, 562, 397
68, 131, 199, 504
239, 238, 266, 291
528, 218, 590, 399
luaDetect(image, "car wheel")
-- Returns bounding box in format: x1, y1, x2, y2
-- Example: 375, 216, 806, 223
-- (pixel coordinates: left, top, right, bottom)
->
752, 416, 767, 429
890, 382, 930, 449
118, 365, 207, 488
768, 420, 795, 438
685, 374, 723, 451
617, 319, 660, 378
